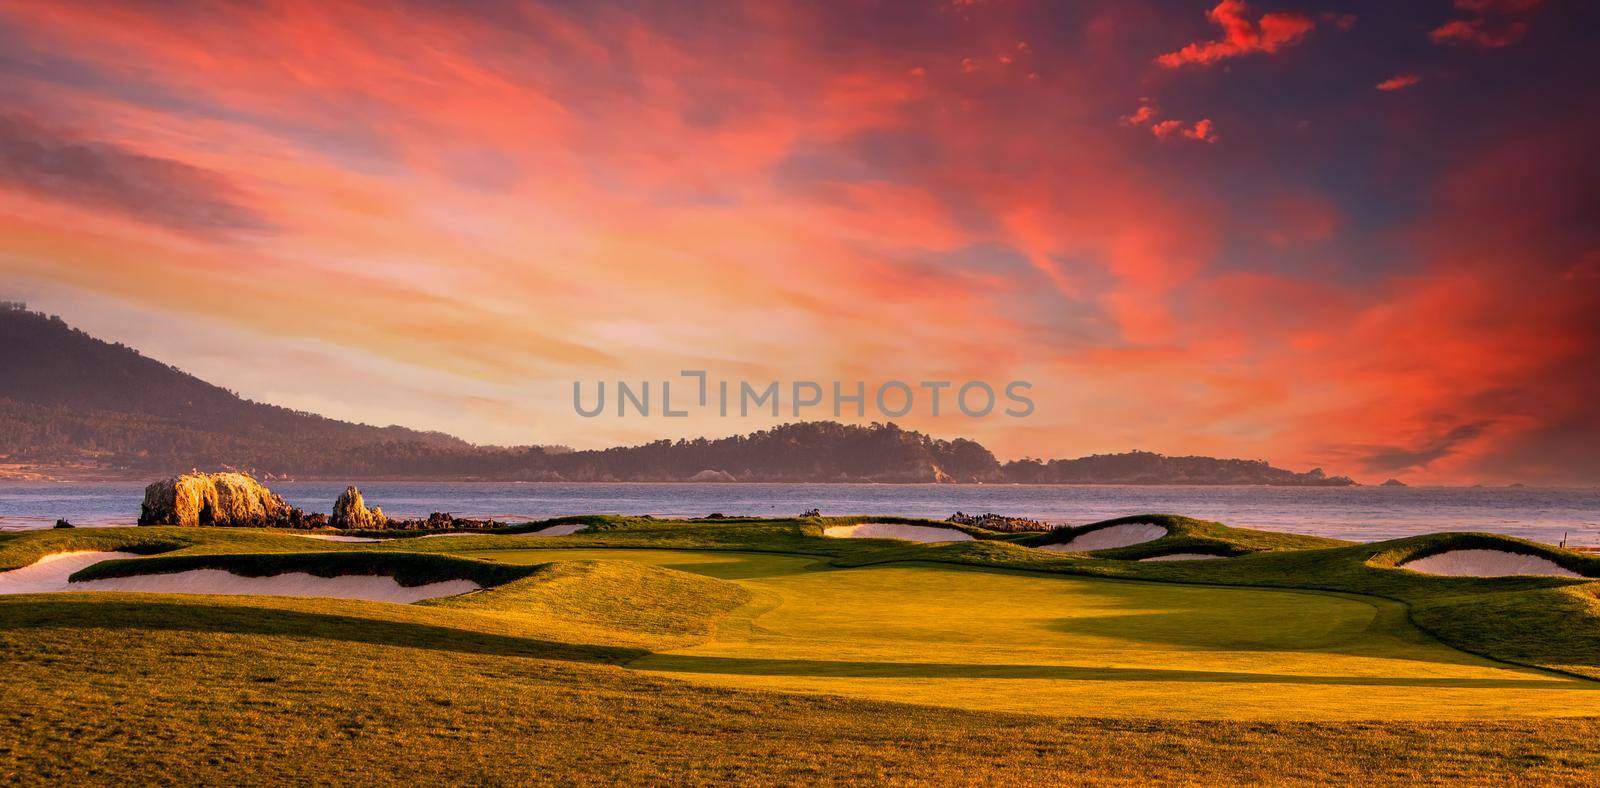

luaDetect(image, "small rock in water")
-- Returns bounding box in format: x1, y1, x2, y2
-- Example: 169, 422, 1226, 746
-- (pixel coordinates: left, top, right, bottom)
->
53, 518, 74, 529
331, 485, 389, 529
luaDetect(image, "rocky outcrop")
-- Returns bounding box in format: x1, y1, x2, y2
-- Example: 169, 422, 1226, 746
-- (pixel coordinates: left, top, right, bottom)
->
139, 472, 300, 527
397, 512, 502, 530
330, 485, 388, 529
946, 512, 1049, 533
1381, 478, 1408, 487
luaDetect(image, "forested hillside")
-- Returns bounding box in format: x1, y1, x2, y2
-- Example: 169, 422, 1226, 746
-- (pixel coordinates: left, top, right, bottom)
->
0, 304, 1353, 484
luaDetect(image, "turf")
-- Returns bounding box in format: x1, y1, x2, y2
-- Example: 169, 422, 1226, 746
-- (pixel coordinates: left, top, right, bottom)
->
465, 548, 1600, 720
6, 595, 1598, 784
3, 515, 1599, 783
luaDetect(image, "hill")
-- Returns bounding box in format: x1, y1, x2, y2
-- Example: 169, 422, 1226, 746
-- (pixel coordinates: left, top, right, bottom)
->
0, 304, 1354, 484
0, 303, 480, 474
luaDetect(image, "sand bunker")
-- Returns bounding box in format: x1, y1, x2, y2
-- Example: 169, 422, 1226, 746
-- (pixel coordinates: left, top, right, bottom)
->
1140, 553, 1227, 562
0, 551, 143, 594
822, 523, 975, 543
1038, 523, 1169, 553
1400, 549, 1584, 578
0, 550, 478, 602
529, 523, 588, 536
416, 532, 492, 539
293, 533, 390, 543
71, 570, 480, 602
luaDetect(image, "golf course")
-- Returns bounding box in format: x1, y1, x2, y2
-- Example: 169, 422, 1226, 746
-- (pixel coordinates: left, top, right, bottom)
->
4, 513, 1599, 783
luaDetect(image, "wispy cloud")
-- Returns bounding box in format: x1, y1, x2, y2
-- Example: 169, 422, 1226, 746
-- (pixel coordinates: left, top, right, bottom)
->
0, 112, 270, 238
1376, 74, 1421, 91
1430, 0, 1542, 48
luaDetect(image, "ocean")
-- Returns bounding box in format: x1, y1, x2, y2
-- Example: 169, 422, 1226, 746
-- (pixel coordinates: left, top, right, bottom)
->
2, 481, 1597, 546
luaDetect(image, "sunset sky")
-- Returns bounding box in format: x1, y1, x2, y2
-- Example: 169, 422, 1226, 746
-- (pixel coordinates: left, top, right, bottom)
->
1, 0, 1596, 484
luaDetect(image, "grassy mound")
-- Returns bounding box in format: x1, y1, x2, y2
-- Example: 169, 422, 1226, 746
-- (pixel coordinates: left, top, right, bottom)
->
431, 559, 752, 649
1367, 532, 1600, 577
1018, 514, 1349, 558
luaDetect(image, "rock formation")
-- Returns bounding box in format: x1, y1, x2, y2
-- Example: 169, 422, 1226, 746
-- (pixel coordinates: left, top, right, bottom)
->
946, 512, 1049, 532
330, 485, 388, 529
138, 471, 297, 527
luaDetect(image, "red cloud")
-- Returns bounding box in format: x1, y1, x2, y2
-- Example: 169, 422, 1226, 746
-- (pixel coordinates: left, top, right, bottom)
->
1430, 18, 1528, 47
1121, 103, 1157, 126
1156, 1, 1315, 68
1431, 0, 1541, 47
1151, 118, 1216, 143
1376, 74, 1421, 91
1453, 0, 1541, 12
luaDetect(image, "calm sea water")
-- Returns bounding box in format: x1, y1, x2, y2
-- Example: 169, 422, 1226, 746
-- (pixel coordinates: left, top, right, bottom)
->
1, 482, 1597, 546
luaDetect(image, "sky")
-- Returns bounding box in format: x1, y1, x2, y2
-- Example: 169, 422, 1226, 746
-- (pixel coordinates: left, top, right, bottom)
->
0, 0, 1596, 485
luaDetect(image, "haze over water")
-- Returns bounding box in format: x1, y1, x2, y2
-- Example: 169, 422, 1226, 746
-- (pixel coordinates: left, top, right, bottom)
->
2, 482, 1596, 546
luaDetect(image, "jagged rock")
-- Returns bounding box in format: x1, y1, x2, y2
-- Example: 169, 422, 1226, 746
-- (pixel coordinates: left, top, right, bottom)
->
330, 485, 388, 529
53, 518, 74, 529
138, 472, 294, 527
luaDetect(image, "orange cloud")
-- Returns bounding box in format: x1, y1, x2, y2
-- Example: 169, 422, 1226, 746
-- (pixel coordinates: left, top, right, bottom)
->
1156, 1, 1316, 68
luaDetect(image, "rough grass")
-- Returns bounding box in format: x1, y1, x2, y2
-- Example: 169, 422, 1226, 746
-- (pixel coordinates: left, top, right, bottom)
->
3, 593, 1599, 785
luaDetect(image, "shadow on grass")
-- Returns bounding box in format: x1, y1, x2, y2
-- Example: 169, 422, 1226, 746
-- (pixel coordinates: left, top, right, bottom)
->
630, 653, 1593, 689
0, 597, 642, 664
449, 548, 828, 581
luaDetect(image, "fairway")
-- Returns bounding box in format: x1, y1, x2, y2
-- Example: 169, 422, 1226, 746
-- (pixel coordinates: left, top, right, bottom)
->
461, 547, 1600, 721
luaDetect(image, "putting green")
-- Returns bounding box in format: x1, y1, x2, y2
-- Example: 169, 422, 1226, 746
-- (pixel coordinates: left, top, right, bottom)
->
462, 548, 1600, 721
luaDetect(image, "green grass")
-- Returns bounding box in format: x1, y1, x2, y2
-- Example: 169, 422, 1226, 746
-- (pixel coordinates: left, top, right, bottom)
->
464, 548, 1600, 721
3, 515, 1599, 783
6, 594, 1598, 784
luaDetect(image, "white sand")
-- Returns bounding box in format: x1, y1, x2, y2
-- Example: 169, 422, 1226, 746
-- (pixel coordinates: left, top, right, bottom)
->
1140, 553, 1227, 562
529, 523, 588, 536
1038, 523, 1169, 553
293, 533, 390, 543
0, 550, 479, 602
0, 551, 142, 594
71, 570, 480, 602
1400, 549, 1584, 578
416, 532, 492, 539
822, 523, 975, 543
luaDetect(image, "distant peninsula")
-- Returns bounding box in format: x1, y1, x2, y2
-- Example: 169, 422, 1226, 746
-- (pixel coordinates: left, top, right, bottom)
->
0, 305, 1355, 485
